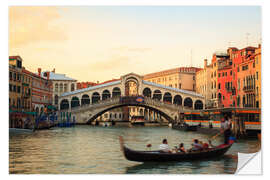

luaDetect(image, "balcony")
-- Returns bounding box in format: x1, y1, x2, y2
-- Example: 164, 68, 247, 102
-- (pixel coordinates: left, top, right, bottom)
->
243, 86, 255, 92
22, 93, 31, 99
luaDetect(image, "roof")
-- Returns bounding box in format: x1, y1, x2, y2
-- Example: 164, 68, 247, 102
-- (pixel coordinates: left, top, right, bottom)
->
40, 71, 77, 81
142, 80, 204, 98
61, 80, 121, 97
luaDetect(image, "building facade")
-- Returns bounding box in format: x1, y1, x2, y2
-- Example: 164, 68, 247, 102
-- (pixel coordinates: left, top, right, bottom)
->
9, 56, 23, 128
40, 69, 77, 109
196, 59, 212, 108
143, 67, 201, 92
31, 69, 53, 115
255, 45, 261, 108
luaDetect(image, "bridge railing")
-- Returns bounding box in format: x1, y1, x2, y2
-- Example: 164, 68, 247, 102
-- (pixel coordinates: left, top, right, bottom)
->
59, 95, 190, 114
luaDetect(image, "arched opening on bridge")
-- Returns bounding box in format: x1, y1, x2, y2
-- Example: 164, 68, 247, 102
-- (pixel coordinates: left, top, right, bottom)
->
184, 97, 193, 109
112, 87, 121, 97
102, 90, 111, 100
71, 96, 80, 108
81, 94, 90, 106
87, 104, 173, 124
60, 99, 69, 110
173, 95, 182, 106
163, 92, 172, 103
143, 88, 152, 97
194, 100, 204, 110
125, 77, 138, 96
153, 90, 162, 100
92, 92, 101, 104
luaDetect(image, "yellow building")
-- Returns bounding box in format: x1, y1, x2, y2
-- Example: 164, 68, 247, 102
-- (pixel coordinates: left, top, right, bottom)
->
9, 56, 23, 127
255, 44, 261, 108
143, 67, 201, 91
196, 59, 212, 108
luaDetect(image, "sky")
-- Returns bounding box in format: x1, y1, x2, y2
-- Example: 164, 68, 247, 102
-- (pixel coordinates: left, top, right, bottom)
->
9, 6, 261, 82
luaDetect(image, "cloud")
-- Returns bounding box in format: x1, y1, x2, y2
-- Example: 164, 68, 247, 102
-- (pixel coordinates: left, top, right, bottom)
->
9, 6, 67, 48
112, 46, 152, 53
90, 55, 132, 71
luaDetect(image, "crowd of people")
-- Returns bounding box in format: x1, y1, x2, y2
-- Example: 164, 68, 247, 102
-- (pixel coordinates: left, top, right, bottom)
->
158, 138, 213, 153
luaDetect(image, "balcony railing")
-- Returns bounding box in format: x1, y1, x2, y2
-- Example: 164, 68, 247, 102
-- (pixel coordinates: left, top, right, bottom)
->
243, 86, 255, 92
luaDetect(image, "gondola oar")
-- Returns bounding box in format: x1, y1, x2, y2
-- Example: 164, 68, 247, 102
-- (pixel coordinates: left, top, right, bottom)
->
209, 131, 223, 140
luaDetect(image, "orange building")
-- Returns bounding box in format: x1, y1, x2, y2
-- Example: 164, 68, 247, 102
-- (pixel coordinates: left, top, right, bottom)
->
255, 45, 261, 108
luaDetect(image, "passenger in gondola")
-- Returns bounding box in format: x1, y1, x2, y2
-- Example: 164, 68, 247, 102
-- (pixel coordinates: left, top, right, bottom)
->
178, 143, 186, 153
188, 139, 203, 152
159, 139, 171, 153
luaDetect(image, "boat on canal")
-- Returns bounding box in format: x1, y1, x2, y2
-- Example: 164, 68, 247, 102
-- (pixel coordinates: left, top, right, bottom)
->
172, 123, 198, 131
119, 136, 233, 162
130, 116, 145, 126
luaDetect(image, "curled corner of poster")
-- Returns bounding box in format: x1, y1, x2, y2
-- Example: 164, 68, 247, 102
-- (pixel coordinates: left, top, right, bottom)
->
235, 151, 262, 175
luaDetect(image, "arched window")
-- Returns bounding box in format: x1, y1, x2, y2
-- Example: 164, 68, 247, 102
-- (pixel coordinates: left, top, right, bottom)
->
102, 90, 111, 100
143, 88, 152, 97
54, 95, 58, 105
60, 83, 63, 92
153, 90, 162, 100
173, 95, 182, 106
60, 99, 69, 110
163, 92, 172, 103
71, 83, 75, 91
194, 100, 203, 109
81, 94, 90, 106
184, 97, 193, 108
64, 84, 67, 92
55, 83, 58, 92
71, 96, 80, 108
92, 92, 100, 104
112, 87, 121, 97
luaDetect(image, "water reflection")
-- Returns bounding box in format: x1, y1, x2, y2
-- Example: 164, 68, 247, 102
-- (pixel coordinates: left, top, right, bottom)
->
9, 126, 260, 174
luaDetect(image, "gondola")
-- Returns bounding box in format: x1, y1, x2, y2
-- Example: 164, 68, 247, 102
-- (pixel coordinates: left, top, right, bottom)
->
172, 123, 198, 131
119, 136, 233, 162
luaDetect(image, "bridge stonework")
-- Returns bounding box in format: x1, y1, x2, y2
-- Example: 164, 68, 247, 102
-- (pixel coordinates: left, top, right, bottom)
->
58, 73, 205, 123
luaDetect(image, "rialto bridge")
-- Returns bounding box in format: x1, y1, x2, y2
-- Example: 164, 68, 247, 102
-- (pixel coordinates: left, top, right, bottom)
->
58, 73, 205, 124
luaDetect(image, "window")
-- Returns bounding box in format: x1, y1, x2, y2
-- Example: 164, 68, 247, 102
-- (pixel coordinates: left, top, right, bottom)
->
14, 73, 16, 80
9, 84, 12, 92
13, 85, 16, 92
9, 72, 12, 80
256, 72, 258, 80
17, 86, 21, 93
237, 67, 239, 72
218, 73, 220, 77
222, 72, 224, 77
218, 83, 221, 89
230, 70, 232, 76
175, 84, 177, 88
179, 83, 181, 89
253, 62, 255, 68
225, 72, 227, 76
193, 76, 195, 80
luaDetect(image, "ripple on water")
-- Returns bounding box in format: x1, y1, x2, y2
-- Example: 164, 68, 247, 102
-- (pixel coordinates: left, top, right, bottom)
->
9, 125, 260, 174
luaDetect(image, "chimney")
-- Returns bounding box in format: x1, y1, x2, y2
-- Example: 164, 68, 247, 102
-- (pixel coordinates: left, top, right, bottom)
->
38, 68, 41, 76
52, 68, 55, 73
204, 59, 208, 68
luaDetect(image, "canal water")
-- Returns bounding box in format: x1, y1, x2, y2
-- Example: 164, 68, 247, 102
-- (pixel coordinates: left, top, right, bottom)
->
9, 125, 260, 174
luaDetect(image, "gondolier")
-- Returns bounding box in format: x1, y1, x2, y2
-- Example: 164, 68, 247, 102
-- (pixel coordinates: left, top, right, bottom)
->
220, 115, 232, 144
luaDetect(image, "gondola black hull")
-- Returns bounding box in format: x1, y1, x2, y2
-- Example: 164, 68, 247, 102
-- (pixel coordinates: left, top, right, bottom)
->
172, 124, 198, 131
122, 143, 233, 162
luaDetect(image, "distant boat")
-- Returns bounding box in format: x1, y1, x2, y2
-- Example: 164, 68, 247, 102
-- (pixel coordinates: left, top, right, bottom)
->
9, 128, 34, 134
130, 116, 145, 126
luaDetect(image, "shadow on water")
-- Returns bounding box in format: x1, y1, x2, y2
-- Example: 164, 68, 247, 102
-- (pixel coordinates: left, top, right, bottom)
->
125, 154, 238, 174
